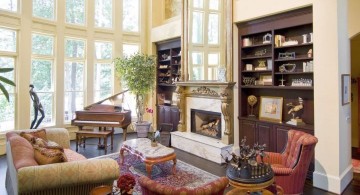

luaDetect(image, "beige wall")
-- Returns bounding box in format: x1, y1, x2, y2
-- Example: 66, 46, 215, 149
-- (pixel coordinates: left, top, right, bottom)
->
349, 0, 360, 38
351, 35, 360, 147
233, 0, 351, 194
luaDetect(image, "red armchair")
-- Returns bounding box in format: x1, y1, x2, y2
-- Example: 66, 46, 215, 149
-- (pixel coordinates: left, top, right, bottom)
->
138, 175, 229, 195
263, 129, 318, 194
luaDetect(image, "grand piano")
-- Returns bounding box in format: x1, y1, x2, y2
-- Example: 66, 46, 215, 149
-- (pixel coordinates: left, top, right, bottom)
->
71, 90, 131, 142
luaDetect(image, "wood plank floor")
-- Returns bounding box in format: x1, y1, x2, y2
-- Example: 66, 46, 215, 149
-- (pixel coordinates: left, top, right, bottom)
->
1, 133, 360, 194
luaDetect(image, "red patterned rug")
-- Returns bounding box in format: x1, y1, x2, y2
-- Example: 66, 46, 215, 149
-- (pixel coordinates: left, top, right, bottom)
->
352, 159, 360, 173
101, 153, 219, 194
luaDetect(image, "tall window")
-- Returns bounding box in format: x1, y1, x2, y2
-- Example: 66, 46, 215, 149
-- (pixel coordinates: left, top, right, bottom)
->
0, 0, 18, 12
31, 33, 55, 126
94, 41, 113, 102
95, 0, 112, 28
0, 28, 17, 130
66, 0, 85, 26
33, 0, 56, 21
123, 0, 139, 32
64, 38, 86, 123
122, 43, 139, 117
189, 0, 223, 80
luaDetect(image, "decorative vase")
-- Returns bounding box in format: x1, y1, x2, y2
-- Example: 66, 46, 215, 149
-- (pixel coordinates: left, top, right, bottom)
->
135, 121, 151, 138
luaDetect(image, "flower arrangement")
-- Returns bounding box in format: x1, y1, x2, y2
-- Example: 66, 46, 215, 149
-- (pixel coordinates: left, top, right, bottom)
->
145, 107, 154, 122
117, 173, 136, 195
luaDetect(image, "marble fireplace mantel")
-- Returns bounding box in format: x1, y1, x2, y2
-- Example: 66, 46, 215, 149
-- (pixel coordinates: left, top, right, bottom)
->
174, 81, 236, 145
171, 81, 236, 163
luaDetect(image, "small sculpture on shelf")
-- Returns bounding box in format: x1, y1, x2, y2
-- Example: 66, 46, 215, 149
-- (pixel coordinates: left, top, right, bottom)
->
255, 60, 267, 70
222, 137, 273, 183
247, 95, 257, 117
286, 97, 305, 126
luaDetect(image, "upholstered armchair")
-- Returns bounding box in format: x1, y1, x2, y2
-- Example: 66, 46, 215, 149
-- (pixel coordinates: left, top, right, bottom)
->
262, 129, 318, 195
138, 175, 229, 195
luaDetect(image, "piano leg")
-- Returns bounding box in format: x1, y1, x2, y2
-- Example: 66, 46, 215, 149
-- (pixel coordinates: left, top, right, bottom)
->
111, 127, 114, 150
76, 133, 79, 152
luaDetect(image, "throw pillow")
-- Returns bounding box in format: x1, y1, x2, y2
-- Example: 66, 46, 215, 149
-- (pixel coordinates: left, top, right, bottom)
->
33, 145, 68, 165
20, 129, 48, 144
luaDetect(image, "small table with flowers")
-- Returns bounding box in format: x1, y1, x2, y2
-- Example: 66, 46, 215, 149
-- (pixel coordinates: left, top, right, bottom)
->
120, 138, 177, 178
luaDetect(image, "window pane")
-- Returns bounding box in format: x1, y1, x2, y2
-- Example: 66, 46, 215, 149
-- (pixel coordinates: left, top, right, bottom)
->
0, 28, 16, 52
64, 62, 84, 91
209, 0, 219, 10
30, 92, 53, 125
123, 0, 139, 32
0, 95, 15, 130
95, 42, 112, 60
193, 0, 203, 8
64, 92, 83, 122
192, 11, 203, 44
208, 13, 219, 45
123, 44, 139, 57
191, 52, 203, 65
208, 53, 219, 65
31, 60, 53, 91
33, 0, 55, 20
0, 57, 15, 93
94, 63, 112, 102
0, 0, 17, 12
95, 0, 112, 28
65, 39, 85, 58
66, 0, 85, 25
192, 67, 203, 80
32, 33, 54, 55
208, 66, 218, 80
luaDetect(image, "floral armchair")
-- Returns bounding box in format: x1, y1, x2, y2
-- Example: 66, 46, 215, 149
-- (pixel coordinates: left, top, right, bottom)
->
138, 175, 229, 195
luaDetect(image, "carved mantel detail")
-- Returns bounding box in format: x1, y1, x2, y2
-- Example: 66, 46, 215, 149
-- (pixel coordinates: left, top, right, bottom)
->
175, 81, 236, 144
192, 86, 218, 96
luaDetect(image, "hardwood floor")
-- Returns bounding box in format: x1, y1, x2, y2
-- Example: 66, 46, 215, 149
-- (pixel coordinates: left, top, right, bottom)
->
1, 133, 360, 194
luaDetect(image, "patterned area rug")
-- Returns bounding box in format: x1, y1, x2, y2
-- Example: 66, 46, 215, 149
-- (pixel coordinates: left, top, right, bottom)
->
101, 152, 219, 194
352, 159, 360, 173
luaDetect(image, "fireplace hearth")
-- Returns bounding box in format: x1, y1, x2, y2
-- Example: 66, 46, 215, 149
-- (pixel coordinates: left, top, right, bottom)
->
191, 109, 221, 139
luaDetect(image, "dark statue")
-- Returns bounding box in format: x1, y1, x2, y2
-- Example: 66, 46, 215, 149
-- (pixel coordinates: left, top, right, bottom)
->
29, 84, 45, 129
222, 137, 273, 184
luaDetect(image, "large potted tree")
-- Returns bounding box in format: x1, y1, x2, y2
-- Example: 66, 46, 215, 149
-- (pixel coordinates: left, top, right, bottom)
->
114, 53, 156, 137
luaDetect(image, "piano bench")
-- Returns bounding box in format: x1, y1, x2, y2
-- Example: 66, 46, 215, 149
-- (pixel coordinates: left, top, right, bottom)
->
75, 130, 114, 154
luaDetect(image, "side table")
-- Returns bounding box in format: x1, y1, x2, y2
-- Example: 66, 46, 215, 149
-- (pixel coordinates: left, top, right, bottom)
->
89, 185, 112, 195
226, 178, 284, 195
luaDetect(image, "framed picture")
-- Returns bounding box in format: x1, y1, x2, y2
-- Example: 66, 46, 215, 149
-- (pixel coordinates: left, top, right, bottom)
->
342, 74, 350, 105
259, 96, 283, 123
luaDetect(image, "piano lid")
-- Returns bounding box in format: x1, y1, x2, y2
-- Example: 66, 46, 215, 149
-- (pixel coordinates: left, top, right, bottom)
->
84, 89, 129, 110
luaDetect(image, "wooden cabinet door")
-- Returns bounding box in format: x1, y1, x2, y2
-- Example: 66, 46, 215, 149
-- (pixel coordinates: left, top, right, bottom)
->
157, 106, 166, 126
170, 107, 179, 131
256, 122, 274, 152
164, 106, 171, 123
240, 119, 256, 146
274, 125, 291, 153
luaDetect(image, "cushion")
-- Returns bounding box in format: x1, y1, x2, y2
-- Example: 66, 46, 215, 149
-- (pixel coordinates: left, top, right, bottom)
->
7, 133, 38, 170
20, 129, 48, 144
64, 149, 87, 161
33, 145, 68, 165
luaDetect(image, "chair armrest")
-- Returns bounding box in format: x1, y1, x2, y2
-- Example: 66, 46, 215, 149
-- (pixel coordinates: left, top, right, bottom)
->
271, 166, 293, 175
17, 158, 119, 193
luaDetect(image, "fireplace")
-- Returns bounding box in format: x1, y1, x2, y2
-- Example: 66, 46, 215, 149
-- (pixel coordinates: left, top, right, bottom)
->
191, 109, 221, 139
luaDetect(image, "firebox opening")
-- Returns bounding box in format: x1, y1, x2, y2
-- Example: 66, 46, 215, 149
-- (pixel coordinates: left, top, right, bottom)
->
191, 109, 221, 139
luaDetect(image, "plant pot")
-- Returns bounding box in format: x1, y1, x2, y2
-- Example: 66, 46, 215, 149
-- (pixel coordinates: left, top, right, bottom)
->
135, 121, 151, 138
151, 141, 158, 147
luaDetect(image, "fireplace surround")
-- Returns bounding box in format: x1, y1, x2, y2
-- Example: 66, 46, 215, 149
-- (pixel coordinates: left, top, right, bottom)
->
171, 81, 236, 163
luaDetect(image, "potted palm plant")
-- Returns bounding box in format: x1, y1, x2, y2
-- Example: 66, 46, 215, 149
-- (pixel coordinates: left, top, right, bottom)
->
114, 53, 156, 137
0, 67, 16, 102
